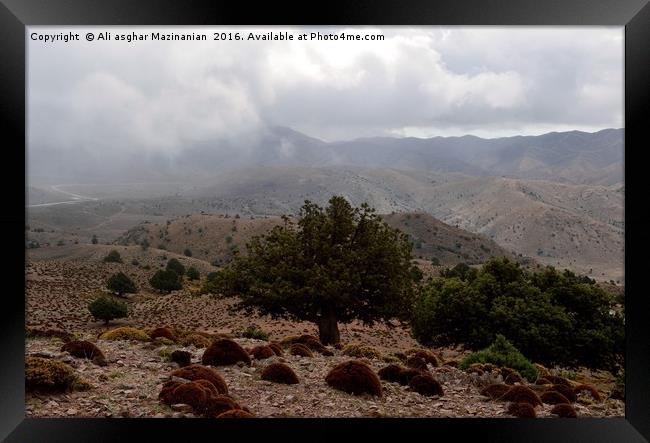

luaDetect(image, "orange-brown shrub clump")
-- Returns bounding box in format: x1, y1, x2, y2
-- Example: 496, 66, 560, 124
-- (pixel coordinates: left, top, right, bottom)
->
171, 364, 228, 395
60, 341, 107, 366
480, 384, 511, 400
413, 349, 440, 367
194, 379, 220, 396
216, 409, 255, 418
249, 345, 276, 360
536, 378, 552, 385
378, 364, 404, 383
505, 372, 523, 385
159, 380, 184, 405
501, 385, 542, 407
289, 343, 314, 358
26, 327, 73, 342
550, 403, 578, 418
296, 335, 333, 356
573, 384, 602, 402
406, 355, 428, 370
171, 350, 192, 367
540, 391, 571, 405
443, 360, 459, 368
25, 356, 84, 393
180, 332, 212, 348
544, 375, 571, 387
507, 402, 536, 418
398, 368, 427, 385
268, 343, 283, 356
203, 395, 242, 417
260, 363, 299, 384
325, 360, 382, 397
548, 384, 576, 403
172, 381, 210, 411
408, 374, 444, 397
150, 327, 177, 342
202, 339, 251, 366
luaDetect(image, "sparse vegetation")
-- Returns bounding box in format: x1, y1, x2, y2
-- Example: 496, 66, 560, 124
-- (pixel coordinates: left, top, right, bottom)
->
103, 250, 123, 263
241, 326, 270, 341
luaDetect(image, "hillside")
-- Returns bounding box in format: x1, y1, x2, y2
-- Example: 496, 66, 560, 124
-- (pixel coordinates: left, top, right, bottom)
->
114, 211, 522, 268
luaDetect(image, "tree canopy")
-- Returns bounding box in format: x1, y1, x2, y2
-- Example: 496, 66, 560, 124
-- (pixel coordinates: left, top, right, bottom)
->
106, 272, 137, 296
88, 296, 128, 325
205, 196, 418, 344
150, 269, 182, 293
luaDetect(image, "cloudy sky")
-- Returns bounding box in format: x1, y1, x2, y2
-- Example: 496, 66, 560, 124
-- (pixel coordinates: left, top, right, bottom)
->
28, 26, 623, 166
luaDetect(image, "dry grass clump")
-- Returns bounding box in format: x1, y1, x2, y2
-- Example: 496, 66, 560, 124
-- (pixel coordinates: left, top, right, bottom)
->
171, 350, 192, 367
341, 343, 383, 360
480, 384, 511, 400
171, 364, 228, 395
550, 403, 578, 418
249, 345, 276, 360
534, 363, 550, 378
289, 343, 313, 358
548, 384, 576, 403
500, 385, 542, 407
60, 341, 107, 366
325, 360, 382, 397
179, 332, 212, 348
408, 374, 444, 397
573, 384, 602, 402
202, 339, 251, 366
540, 391, 571, 405
25, 357, 89, 393
99, 327, 149, 341
260, 363, 299, 384
150, 327, 177, 342
507, 402, 536, 418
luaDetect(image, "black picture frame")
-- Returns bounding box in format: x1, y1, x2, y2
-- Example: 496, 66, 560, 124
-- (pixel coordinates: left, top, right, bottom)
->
2, 0, 649, 441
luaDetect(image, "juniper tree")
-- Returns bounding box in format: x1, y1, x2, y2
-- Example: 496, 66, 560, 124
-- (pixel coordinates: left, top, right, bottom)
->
206, 196, 417, 345
106, 272, 137, 296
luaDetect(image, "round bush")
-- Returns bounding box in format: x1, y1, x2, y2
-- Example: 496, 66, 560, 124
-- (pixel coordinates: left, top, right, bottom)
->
480, 384, 511, 400
150, 327, 177, 342
171, 364, 228, 395
406, 355, 428, 370
544, 375, 571, 387
150, 269, 183, 293
202, 339, 251, 366
159, 380, 183, 405
408, 374, 444, 396
193, 379, 219, 396
216, 409, 255, 418
171, 350, 192, 367
268, 343, 283, 356
260, 363, 299, 384
325, 360, 382, 397
289, 343, 313, 358
550, 403, 577, 418
60, 341, 107, 366
25, 357, 84, 393
378, 364, 403, 383
88, 296, 128, 325
460, 335, 537, 382
249, 345, 275, 360
342, 343, 382, 360
203, 395, 241, 418
540, 391, 571, 405
507, 402, 536, 418
172, 381, 210, 411
106, 272, 137, 295
180, 333, 212, 348
501, 385, 542, 407
411, 350, 439, 367
548, 384, 576, 403
573, 384, 602, 402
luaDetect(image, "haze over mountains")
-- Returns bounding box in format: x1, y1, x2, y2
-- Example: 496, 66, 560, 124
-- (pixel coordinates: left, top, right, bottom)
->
27, 127, 624, 281
29, 127, 623, 186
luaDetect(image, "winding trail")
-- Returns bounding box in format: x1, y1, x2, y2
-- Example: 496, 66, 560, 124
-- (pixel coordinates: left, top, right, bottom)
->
27, 185, 99, 208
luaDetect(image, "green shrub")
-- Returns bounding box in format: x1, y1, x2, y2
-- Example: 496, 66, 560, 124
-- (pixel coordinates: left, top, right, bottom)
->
412, 257, 624, 371
149, 269, 182, 293
460, 335, 537, 382
106, 272, 137, 296
241, 326, 270, 340
88, 296, 128, 325
166, 258, 185, 276
186, 266, 200, 281
184, 248, 192, 257
103, 250, 123, 263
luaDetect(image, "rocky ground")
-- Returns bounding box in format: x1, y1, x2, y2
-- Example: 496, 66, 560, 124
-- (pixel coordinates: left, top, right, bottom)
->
25, 335, 624, 419
25, 257, 624, 419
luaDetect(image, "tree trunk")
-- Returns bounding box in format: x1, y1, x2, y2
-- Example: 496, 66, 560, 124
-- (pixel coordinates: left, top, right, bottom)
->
317, 312, 340, 345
